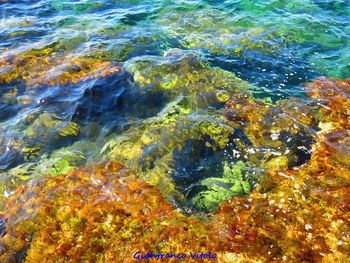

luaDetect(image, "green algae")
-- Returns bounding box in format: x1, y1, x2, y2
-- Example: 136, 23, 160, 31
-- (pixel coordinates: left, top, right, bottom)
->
2, 140, 100, 184
0, 113, 81, 186
190, 161, 257, 212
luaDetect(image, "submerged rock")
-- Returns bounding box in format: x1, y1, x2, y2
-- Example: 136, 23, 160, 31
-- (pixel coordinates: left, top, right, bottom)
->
5, 113, 79, 158
0, 40, 120, 86
104, 50, 249, 201
0, 140, 100, 209
0, 113, 81, 189
24, 113, 80, 140
123, 48, 248, 106
5, 140, 100, 179
103, 99, 234, 201
158, 8, 276, 57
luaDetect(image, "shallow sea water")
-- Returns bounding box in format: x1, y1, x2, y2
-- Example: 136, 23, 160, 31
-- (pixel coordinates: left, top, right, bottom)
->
0, 0, 349, 262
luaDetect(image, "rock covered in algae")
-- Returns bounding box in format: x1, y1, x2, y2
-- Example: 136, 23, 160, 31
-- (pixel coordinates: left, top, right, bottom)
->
90, 25, 172, 62
104, 49, 249, 201
102, 96, 263, 212
0, 140, 101, 211
4, 140, 100, 179
215, 77, 350, 262
178, 89, 320, 212
0, 39, 120, 86
103, 98, 235, 200
0, 162, 231, 262
123, 48, 248, 106
8, 112, 79, 159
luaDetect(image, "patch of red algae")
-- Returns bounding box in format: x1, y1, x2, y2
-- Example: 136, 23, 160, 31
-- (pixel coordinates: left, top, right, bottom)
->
216, 77, 350, 262
0, 162, 230, 263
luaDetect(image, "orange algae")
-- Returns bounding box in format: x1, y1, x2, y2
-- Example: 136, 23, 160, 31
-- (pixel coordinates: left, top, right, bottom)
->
0, 48, 119, 86
0, 162, 229, 262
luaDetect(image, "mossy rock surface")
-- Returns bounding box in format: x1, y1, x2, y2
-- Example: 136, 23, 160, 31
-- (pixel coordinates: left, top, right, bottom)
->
123, 48, 248, 105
